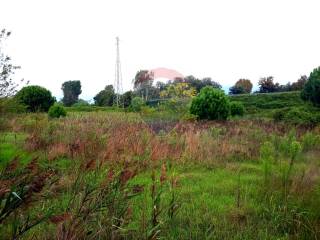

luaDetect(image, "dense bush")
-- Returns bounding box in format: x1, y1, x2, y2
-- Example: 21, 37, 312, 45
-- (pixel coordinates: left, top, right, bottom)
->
131, 97, 145, 112
48, 104, 67, 118
190, 86, 230, 120
301, 67, 320, 106
15, 85, 55, 112
0, 97, 26, 114
230, 101, 245, 116
273, 107, 320, 125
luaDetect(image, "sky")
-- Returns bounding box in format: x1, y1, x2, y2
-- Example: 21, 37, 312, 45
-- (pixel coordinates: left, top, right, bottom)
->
1, 0, 320, 100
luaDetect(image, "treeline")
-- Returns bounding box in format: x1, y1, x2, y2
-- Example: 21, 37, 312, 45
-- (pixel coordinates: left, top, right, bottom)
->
229, 76, 307, 94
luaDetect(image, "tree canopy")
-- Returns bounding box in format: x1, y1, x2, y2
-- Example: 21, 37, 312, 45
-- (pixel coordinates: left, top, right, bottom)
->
61, 80, 82, 106
15, 85, 55, 112
301, 67, 320, 106
229, 79, 252, 94
94, 85, 115, 106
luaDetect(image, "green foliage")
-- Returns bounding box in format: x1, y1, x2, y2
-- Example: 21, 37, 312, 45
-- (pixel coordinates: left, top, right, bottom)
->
71, 99, 90, 107
273, 107, 320, 125
230, 101, 245, 116
94, 85, 115, 106
61, 80, 82, 106
190, 86, 230, 120
48, 104, 67, 118
160, 82, 196, 98
66, 105, 124, 112
301, 67, 320, 106
131, 96, 145, 112
230, 91, 305, 115
121, 90, 133, 108
301, 132, 320, 152
15, 85, 55, 112
0, 97, 26, 114
180, 76, 221, 92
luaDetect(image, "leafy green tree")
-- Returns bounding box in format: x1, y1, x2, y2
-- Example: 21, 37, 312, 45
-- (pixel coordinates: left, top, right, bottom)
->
15, 85, 55, 112
61, 80, 82, 106
301, 67, 320, 106
0, 29, 24, 98
94, 85, 115, 106
190, 86, 230, 120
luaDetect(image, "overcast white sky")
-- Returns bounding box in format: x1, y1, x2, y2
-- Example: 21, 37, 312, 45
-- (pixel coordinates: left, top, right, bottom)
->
1, 0, 320, 100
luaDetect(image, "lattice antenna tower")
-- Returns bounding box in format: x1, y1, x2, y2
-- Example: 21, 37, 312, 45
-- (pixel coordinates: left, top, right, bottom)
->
114, 36, 123, 107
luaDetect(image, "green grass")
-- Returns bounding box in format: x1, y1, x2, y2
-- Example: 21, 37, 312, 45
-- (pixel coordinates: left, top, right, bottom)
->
0, 132, 32, 169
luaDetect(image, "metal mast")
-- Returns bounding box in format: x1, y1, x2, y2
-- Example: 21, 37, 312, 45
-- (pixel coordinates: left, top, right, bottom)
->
114, 36, 123, 107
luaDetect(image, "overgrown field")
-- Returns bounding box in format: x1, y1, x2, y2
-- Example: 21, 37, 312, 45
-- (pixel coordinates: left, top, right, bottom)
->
1, 112, 320, 239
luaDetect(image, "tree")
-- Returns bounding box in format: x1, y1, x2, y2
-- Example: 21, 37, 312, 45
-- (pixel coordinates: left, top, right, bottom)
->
230, 79, 252, 94
15, 85, 55, 112
160, 82, 196, 98
94, 85, 115, 106
133, 70, 154, 101
291, 75, 308, 91
182, 76, 221, 92
301, 67, 320, 106
190, 86, 230, 120
258, 76, 279, 93
0, 29, 24, 98
229, 85, 246, 95
121, 91, 133, 108
61, 80, 82, 106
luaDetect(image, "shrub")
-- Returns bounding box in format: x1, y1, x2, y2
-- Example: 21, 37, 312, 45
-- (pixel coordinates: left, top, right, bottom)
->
230, 102, 244, 116
301, 67, 320, 106
190, 86, 230, 120
15, 85, 55, 112
48, 104, 67, 118
131, 97, 145, 112
273, 107, 320, 125
0, 97, 26, 114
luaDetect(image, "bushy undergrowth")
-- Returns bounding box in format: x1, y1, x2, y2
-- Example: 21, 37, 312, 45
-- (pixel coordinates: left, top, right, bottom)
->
230, 91, 304, 114
273, 107, 320, 125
